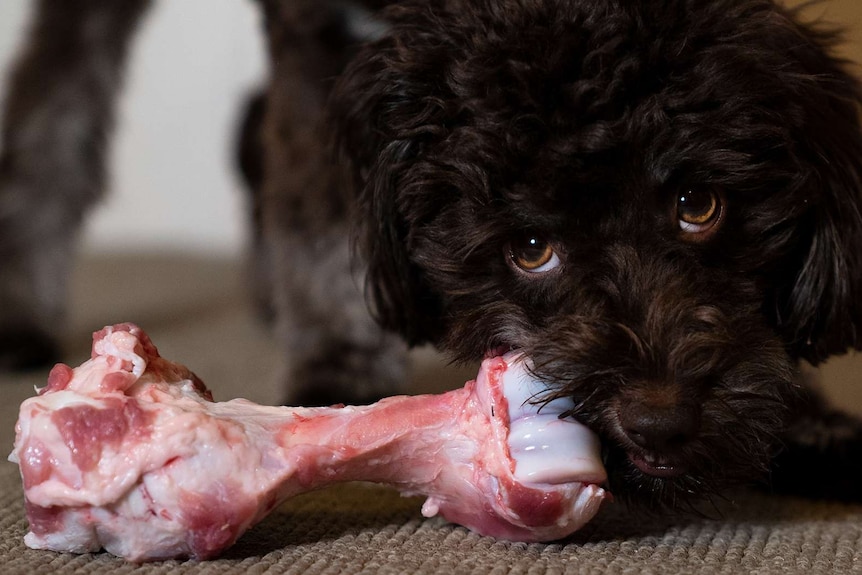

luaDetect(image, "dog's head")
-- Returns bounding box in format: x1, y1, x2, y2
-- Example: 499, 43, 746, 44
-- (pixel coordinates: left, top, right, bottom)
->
331, 0, 862, 507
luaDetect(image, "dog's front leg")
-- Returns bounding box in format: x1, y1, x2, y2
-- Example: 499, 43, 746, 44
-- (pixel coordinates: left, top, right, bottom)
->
0, 0, 151, 369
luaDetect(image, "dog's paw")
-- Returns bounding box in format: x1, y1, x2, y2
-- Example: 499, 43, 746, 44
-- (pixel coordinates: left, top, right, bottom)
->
767, 409, 862, 502
0, 323, 61, 372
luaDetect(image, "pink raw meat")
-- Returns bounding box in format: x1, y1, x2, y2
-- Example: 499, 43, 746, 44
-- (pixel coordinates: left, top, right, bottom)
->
9, 323, 607, 561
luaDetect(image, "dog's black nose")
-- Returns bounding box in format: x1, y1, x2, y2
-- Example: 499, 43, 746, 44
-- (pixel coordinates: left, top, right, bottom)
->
619, 403, 699, 452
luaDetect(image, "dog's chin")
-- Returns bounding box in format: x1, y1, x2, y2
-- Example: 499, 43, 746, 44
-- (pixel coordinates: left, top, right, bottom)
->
601, 446, 719, 511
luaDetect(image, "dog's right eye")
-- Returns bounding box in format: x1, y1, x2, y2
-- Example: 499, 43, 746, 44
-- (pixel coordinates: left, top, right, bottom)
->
676, 188, 723, 238
508, 235, 561, 273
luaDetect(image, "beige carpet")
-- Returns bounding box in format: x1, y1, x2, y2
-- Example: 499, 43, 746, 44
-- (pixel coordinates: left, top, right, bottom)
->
2, 254, 861, 574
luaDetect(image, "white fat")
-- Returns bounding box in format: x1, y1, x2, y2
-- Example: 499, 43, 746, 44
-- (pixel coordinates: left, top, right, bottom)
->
93, 329, 147, 378
33, 390, 106, 411
501, 353, 606, 486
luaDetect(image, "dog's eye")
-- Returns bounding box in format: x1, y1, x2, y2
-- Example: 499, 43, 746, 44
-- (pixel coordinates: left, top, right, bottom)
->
676, 189, 722, 236
508, 235, 561, 273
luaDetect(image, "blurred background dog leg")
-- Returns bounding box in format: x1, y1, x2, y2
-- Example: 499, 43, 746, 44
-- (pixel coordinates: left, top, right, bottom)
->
0, 0, 151, 369
255, 0, 407, 405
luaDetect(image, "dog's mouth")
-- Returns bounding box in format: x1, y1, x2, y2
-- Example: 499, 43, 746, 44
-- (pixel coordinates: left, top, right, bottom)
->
496, 349, 695, 485
626, 450, 687, 479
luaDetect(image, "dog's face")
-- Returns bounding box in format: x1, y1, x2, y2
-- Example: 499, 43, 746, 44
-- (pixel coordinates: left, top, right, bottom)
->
332, 0, 862, 507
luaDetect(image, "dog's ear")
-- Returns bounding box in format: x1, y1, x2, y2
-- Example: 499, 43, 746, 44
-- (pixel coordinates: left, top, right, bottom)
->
773, 14, 862, 364
328, 3, 449, 346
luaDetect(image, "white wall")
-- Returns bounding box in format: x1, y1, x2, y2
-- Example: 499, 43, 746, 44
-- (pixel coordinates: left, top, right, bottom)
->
0, 0, 267, 256
0, 2, 31, 130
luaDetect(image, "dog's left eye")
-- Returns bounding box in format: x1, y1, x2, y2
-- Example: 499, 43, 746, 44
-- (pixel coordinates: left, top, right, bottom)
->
508, 235, 561, 273
676, 189, 723, 236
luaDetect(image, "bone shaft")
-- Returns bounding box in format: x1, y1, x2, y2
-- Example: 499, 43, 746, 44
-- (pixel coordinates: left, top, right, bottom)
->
272, 388, 471, 490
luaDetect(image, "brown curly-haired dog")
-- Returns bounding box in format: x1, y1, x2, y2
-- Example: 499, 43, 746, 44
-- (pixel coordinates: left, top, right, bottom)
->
1, 0, 860, 509
331, 0, 862, 507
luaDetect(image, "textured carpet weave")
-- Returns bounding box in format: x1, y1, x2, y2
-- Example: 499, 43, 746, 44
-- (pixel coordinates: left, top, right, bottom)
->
3, 463, 862, 574
1, 255, 860, 574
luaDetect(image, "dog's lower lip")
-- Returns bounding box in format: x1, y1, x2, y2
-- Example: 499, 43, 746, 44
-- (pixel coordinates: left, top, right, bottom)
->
628, 452, 686, 479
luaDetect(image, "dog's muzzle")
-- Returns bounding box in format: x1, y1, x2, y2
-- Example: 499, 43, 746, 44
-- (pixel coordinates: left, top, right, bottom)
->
617, 399, 700, 479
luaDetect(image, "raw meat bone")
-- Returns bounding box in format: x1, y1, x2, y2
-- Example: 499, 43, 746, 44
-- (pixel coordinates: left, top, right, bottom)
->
11, 324, 607, 561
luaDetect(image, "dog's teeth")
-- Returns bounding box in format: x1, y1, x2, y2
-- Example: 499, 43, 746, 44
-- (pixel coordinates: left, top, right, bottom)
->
501, 352, 606, 485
